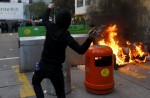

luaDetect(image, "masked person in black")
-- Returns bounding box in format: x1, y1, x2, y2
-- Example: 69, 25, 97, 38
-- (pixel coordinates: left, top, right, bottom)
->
32, 3, 97, 98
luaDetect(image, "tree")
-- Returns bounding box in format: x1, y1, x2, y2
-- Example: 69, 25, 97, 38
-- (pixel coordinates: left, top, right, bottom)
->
28, 0, 47, 20
53, 0, 75, 15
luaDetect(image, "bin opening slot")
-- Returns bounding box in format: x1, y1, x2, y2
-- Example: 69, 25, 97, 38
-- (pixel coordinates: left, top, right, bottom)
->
95, 56, 112, 67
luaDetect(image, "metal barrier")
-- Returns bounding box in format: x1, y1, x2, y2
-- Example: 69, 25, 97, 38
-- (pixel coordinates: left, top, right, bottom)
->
19, 36, 45, 72
19, 34, 88, 72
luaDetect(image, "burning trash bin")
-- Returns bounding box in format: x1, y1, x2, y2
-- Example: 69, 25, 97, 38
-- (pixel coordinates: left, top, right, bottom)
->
84, 45, 115, 94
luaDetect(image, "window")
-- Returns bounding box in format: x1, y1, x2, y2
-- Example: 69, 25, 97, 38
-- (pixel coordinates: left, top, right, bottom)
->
77, 0, 83, 7
85, 0, 91, 5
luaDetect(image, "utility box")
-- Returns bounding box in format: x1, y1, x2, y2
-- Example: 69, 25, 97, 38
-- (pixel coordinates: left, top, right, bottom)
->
84, 45, 115, 94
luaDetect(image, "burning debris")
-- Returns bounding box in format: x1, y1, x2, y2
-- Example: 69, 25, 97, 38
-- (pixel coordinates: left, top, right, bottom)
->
91, 25, 148, 66
86, 0, 150, 66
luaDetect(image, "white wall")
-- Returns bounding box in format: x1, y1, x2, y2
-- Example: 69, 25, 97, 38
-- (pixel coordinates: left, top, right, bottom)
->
11, 0, 51, 4
75, 0, 100, 16
11, 0, 29, 3
75, 0, 86, 15
0, 3, 23, 20
32, 0, 52, 4
75, 0, 94, 15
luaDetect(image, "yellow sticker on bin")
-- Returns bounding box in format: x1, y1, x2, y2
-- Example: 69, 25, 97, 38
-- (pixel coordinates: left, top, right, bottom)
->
101, 68, 110, 77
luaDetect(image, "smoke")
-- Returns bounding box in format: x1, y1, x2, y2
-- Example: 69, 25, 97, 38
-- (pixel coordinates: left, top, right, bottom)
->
87, 0, 150, 43
87, 0, 139, 28
141, 0, 150, 9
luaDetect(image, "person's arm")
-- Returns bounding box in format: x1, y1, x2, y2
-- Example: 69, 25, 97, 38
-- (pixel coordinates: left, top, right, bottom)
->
67, 33, 93, 54
42, 8, 51, 26
66, 26, 106, 54
42, 3, 55, 27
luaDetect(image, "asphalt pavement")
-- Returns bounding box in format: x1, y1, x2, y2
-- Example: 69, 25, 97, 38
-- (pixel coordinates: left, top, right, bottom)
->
0, 33, 150, 98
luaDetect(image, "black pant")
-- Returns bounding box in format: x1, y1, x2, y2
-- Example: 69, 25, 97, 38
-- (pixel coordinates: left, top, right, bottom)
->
32, 67, 65, 98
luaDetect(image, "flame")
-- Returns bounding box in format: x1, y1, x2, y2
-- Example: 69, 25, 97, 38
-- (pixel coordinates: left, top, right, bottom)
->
130, 43, 147, 63
94, 25, 147, 65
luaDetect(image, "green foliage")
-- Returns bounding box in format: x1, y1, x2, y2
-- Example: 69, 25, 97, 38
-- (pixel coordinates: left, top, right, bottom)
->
53, 0, 75, 15
28, 1, 47, 20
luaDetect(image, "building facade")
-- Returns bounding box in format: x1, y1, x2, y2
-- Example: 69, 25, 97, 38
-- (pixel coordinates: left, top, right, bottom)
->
0, 0, 51, 32
74, 0, 112, 24
75, 0, 94, 16
75, 0, 112, 15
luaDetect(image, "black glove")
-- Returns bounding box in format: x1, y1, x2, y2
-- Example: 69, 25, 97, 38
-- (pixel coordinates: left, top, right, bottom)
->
88, 25, 106, 39
88, 29, 97, 40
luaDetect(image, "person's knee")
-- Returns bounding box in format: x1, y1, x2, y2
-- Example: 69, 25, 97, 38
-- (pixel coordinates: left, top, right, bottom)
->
57, 95, 66, 98
56, 91, 65, 98
32, 78, 37, 85
32, 75, 39, 85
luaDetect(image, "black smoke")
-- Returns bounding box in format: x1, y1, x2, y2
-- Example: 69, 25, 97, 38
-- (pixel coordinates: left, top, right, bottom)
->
87, 0, 148, 43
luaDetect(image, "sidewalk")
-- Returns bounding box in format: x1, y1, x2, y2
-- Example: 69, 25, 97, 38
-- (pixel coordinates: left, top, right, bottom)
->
1, 63, 150, 98
0, 33, 150, 98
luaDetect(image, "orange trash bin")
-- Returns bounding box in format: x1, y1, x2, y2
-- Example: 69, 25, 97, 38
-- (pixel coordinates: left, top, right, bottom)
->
84, 45, 115, 94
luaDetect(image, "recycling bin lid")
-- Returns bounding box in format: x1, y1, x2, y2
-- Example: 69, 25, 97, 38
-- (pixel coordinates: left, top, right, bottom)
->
19, 34, 88, 46
19, 36, 45, 46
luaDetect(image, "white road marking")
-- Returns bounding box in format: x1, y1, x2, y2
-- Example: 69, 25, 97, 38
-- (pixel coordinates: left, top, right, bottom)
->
0, 57, 19, 61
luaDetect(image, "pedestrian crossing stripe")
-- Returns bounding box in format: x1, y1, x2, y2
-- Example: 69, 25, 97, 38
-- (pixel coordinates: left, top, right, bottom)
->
12, 65, 35, 98
134, 63, 150, 70
119, 68, 147, 79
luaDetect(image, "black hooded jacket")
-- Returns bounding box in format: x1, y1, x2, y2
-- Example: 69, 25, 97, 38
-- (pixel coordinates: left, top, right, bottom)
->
41, 8, 92, 67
